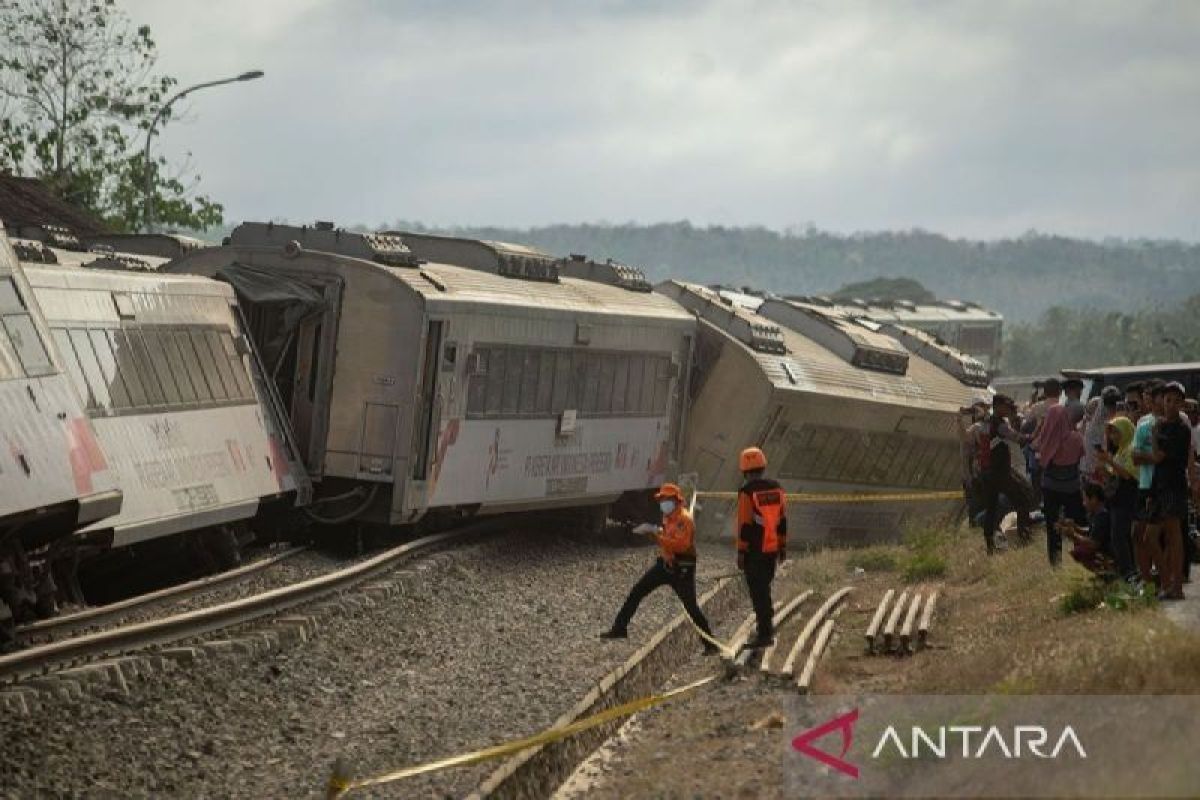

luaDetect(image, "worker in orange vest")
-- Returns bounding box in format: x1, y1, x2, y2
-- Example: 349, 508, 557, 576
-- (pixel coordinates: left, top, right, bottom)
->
737, 447, 787, 648
600, 483, 717, 653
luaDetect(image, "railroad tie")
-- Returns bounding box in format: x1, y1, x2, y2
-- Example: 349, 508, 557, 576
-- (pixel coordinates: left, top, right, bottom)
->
898, 592, 924, 655
863, 589, 895, 654
778, 586, 853, 678
881, 589, 909, 653
917, 590, 939, 647
757, 590, 814, 674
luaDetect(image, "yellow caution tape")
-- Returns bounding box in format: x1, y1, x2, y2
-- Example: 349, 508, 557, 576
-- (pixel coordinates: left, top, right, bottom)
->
327, 674, 717, 798
687, 616, 737, 659
694, 489, 963, 503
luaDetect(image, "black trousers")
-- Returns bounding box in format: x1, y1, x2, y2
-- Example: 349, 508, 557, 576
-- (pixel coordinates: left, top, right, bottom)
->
744, 553, 777, 640
612, 558, 712, 638
978, 470, 1033, 552
1043, 487, 1086, 565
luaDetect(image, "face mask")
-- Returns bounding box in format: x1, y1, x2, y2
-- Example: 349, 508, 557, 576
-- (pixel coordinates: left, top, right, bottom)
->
659, 499, 677, 515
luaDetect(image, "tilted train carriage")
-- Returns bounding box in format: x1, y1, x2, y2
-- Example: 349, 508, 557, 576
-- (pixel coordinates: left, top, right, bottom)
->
11, 239, 310, 587
164, 223, 696, 530
658, 282, 989, 546
0, 231, 122, 637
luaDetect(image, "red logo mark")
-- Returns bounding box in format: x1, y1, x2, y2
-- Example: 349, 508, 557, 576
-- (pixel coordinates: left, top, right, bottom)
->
791, 708, 860, 779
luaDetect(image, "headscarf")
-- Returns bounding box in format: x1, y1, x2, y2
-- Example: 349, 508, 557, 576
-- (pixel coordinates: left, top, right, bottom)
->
1106, 417, 1136, 477
1035, 404, 1085, 468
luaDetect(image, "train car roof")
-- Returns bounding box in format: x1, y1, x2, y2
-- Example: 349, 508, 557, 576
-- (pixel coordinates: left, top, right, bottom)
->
21, 261, 236, 298
785, 295, 1003, 323
10, 236, 172, 273
1062, 362, 1200, 378
192, 223, 694, 325
659, 280, 986, 410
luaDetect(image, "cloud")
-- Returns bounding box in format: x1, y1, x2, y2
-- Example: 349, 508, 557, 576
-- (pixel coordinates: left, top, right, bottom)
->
124, 0, 1200, 239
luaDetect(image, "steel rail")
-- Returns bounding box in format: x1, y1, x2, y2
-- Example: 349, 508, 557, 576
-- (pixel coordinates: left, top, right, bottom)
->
17, 546, 309, 643
1, 521, 502, 684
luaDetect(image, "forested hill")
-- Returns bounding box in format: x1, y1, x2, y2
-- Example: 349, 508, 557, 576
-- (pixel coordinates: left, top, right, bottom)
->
385, 222, 1200, 324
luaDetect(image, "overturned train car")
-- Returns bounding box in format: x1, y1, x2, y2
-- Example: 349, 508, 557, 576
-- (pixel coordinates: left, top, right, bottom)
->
165, 224, 695, 530
659, 282, 989, 546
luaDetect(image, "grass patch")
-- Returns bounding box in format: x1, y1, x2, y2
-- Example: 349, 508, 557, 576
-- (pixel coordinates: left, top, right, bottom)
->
903, 551, 947, 582
845, 548, 898, 572
1059, 575, 1157, 615
899, 523, 953, 582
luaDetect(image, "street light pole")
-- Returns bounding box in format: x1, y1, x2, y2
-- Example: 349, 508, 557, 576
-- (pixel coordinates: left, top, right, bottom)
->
142, 70, 264, 234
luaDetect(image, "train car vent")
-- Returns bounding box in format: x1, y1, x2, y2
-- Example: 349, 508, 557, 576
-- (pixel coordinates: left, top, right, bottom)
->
557, 255, 652, 292
758, 298, 910, 375
11, 240, 57, 264
497, 255, 560, 283
880, 322, 989, 387
42, 224, 82, 251
363, 233, 421, 267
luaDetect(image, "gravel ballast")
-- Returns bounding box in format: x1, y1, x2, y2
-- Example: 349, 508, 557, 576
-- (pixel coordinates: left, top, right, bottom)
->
1, 524, 742, 798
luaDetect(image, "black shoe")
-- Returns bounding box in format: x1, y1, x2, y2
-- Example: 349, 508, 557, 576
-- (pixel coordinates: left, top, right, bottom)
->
599, 628, 628, 640
745, 635, 775, 649
701, 641, 720, 656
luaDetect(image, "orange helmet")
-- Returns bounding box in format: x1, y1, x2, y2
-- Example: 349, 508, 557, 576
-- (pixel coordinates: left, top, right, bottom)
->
739, 447, 767, 472
654, 483, 685, 502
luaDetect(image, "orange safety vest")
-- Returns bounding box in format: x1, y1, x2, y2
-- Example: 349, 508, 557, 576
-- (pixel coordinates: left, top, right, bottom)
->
737, 480, 787, 555
658, 509, 697, 564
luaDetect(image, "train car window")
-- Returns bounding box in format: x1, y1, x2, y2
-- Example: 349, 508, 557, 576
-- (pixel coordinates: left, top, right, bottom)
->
535, 351, 555, 414
159, 330, 198, 403
630, 356, 649, 414
217, 332, 255, 400
551, 351, 572, 412
485, 347, 507, 413
905, 438, 932, 486
140, 329, 183, 404
121, 329, 166, 406
190, 330, 230, 400
466, 349, 488, 416
172, 331, 212, 402
204, 331, 238, 400
109, 330, 148, 408
68, 328, 112, 410
0, 325, 22, 380
51, 329, 94, 407
578, 353, 598, 414
87, 329, 132, 409
0, 278, 23, 313
3, 313, 54, 377
614, 359, 633, 417
840, 430, 873, 481
502, 348, 523, 414
519, 350, 540, 413
595, 353, 615, 414
441, 342, 457, 372
648, 359, 667, 417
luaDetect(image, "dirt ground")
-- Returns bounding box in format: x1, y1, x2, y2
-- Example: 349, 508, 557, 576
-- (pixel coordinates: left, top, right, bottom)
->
554, 522, 1200, 799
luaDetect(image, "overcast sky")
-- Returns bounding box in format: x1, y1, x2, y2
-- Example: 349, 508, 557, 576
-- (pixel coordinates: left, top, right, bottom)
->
125, 0, 1200, 240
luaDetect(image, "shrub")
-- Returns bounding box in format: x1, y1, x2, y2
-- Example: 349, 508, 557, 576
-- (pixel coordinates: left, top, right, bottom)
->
903, 552, 948, 582
846, 549, 898, 572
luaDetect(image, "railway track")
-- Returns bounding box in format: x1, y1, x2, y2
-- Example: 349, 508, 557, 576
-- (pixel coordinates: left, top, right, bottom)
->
16, 545, 309, 645
0, 520, 502, 685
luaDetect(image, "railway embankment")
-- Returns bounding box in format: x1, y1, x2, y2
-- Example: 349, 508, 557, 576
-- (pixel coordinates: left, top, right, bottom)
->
554, 522, 1200, 798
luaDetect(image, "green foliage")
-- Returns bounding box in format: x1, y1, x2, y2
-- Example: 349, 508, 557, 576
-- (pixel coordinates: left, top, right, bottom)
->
1001, 294, 1200, 375
0, 0, 223, 232
831, 276, 936, 303
845, 548, 898, 572
1059, 575, 1156, 615
901, 525, 951, 582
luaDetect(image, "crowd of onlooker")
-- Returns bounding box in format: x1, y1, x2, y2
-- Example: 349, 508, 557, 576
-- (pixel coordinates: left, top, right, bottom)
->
962, 377, 1200, 601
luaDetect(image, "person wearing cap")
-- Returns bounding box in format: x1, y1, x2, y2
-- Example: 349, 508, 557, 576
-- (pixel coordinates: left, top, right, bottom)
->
736, 446, 787, 649
600, 483, 717, 651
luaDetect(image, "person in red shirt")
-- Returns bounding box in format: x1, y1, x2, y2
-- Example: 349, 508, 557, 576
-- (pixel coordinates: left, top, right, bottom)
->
600, 483, 717, 653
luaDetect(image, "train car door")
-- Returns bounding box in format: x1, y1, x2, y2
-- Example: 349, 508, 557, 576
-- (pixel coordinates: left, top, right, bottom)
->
411, 320, 443, 481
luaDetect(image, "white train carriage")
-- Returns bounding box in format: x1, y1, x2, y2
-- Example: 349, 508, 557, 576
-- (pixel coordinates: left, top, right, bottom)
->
1, 232, 122, 633
16, 259, 309, 565
164, 223, 696, 528
659, 282, 988, 546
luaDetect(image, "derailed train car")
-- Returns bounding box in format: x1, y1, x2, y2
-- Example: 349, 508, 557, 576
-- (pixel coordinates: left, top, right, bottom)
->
658, 282, 989, 546
0, 231, 122, 638
165, 223, 696, 530
10, 236, 310, 589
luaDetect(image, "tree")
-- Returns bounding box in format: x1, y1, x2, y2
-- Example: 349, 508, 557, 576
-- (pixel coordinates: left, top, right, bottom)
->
0, 0, 223, 232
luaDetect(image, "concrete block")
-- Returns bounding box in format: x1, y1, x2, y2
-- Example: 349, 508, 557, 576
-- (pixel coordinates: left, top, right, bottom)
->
159, 646, 205, 665
0, 691, 31, 715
